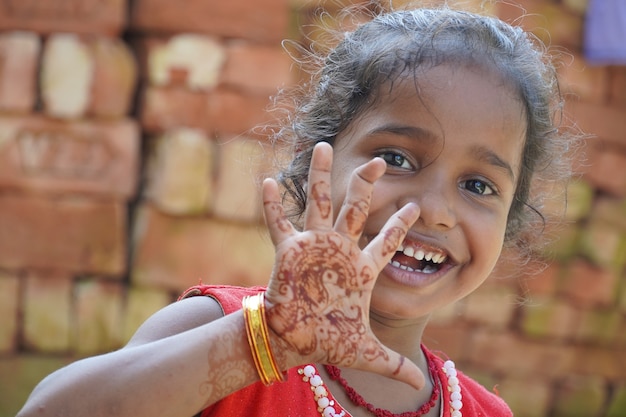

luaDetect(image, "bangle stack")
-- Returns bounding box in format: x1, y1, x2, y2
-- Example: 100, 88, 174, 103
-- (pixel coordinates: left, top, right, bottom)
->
242, 292, 285, 386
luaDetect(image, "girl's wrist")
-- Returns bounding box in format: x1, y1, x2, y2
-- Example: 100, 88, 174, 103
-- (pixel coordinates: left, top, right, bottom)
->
263, 294, 310, 373
242, 292, 286, 385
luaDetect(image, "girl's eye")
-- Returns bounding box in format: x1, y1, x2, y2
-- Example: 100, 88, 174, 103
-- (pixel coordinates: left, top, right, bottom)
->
377, 151, 412, 169
461, 179, 495, 196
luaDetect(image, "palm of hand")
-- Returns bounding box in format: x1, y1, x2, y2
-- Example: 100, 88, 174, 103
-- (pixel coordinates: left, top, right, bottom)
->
262, 142, 424, 389
269, 229, 379, 367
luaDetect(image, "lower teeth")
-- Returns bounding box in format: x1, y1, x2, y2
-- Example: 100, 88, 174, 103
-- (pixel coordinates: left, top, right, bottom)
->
390, 260, 438, 274
422, 265, 437, 274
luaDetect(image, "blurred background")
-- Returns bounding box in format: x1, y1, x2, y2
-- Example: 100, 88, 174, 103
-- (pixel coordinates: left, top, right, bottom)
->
0, 0, 624, 416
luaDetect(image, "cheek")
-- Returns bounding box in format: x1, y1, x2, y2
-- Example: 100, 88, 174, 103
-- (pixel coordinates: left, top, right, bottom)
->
474, 218, 507, 265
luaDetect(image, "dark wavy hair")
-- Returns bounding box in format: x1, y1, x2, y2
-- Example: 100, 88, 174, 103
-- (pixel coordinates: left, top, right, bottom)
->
270, 5, 576, 254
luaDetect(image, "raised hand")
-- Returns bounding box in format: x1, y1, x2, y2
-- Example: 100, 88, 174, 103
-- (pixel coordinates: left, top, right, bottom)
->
262, 142, 425, 390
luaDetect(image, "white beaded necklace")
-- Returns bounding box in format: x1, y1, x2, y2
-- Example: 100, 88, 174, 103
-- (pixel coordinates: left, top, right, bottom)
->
443, 360, 463, 417
299, 360, 463, 417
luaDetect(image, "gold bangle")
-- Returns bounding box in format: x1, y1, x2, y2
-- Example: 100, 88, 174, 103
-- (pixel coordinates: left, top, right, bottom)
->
242, 292, 284, 385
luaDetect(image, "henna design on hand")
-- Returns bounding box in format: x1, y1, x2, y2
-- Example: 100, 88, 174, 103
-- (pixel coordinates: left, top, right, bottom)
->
267, 232, 386, 367
311, 181, 332, 220
382, 226, 405, 257
264, 199, 292, 234
345, 199, 369, 236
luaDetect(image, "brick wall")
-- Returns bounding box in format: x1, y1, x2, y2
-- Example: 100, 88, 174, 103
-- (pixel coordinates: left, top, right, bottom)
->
0, 1, 624, 416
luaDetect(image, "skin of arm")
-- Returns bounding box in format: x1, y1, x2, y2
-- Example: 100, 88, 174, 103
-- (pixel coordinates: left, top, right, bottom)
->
17, 296, 266, 417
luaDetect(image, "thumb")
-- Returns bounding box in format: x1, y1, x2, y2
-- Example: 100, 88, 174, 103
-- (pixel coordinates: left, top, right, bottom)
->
358, 345, 426, 391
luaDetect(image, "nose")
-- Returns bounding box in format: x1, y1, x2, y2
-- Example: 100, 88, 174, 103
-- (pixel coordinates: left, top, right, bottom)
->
399, 181, 457, 230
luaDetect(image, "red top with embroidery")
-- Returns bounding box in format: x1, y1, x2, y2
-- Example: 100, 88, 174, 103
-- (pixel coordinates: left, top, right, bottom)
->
179, 284, 513, 417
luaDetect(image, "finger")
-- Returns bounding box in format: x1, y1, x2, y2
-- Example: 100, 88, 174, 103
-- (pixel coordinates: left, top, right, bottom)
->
302, 142, 334, 231
363, 203, 420, 271
262, 178, 297, 246
334, 157, 386, 242
357, 343, 426, 390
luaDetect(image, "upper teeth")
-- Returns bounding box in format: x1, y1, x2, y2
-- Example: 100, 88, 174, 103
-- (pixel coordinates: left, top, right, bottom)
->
398, 243, 447, 264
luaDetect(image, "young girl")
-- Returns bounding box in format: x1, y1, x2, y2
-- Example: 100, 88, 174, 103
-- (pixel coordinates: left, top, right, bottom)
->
18, 5, 573, 417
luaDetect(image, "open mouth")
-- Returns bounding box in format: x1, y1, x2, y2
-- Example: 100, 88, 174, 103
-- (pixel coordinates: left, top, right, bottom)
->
389, 242, 448, 274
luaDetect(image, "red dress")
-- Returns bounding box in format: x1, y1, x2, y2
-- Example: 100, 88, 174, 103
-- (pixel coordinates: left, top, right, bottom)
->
180, 285, 513, 417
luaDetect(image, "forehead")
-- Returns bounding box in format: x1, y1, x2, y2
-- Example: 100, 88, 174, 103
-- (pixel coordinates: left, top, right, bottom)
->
342, 63, 527, 172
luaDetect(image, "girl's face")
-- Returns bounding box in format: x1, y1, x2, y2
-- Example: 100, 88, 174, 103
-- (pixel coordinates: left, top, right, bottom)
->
330, 63, 526, 321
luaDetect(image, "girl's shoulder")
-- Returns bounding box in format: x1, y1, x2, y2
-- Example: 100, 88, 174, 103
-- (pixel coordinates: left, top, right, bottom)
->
124, 285, 236, 348
424, 347, 513, 417
455, 371, 513, 417
179, 284, 267, 314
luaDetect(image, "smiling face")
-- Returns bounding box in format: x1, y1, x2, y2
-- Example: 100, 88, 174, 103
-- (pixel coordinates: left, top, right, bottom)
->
330, 63, 527, 320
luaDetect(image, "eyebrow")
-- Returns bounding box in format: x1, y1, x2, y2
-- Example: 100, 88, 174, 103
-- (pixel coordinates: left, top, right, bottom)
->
470, 145, 516, 182
366, 124, 440, 144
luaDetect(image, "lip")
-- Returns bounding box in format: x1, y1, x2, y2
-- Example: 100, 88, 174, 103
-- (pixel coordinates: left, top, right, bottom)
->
381, 259, 455, 288
375, 230, 458, 288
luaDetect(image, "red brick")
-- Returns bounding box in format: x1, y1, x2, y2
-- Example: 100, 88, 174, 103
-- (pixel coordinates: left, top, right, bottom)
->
145, 34, 225, 91
616, 317, 626, 348
40, 34, 92, 119
620, 278, 626, 315
579, 141, 626, 197
41, 34, 137, 119
139, 87, 209, 133
495, 0, 583, 49
541, 223, 582, 261
0, 194, 127, 275
570, 345, 626, 379
463, 283, 517, 328
213, 137, 266, 222
558, 53, 609, 105
208, 89, 275, 136
74, 280, 124, 354
221, 42, 294, 94
0, 115, 139, 198
0, 272, 19, 352
0, 356, 73, 417
608, 66, 626, 107
566, 100, 626, 144
0, 31, 40, 113
122, 287, 172, 343
607, 384, 626, 417
553, 375, 607, 417
594, 195, 626, 231
519, 298, 581, 340
140, 87, 275, 137
520, 262, 561, 298
130, 0, 289, 44
87, 37, 138, 118
23, 272, 72, 352
469, 328, 576, 378
563, 0, 590, 16
580, 215, 626, 269
144, 128, 215, 215
563, 179, 595, 222
574, 308, 621, 345
131, 204, 275, 293
498, 376, 551, 417
0, 0, 127, 36
560, 259, 620, 308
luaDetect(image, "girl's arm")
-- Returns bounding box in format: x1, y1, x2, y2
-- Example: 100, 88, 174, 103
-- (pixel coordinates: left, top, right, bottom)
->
17, 142, 425, 417
17, 295, 265, 417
